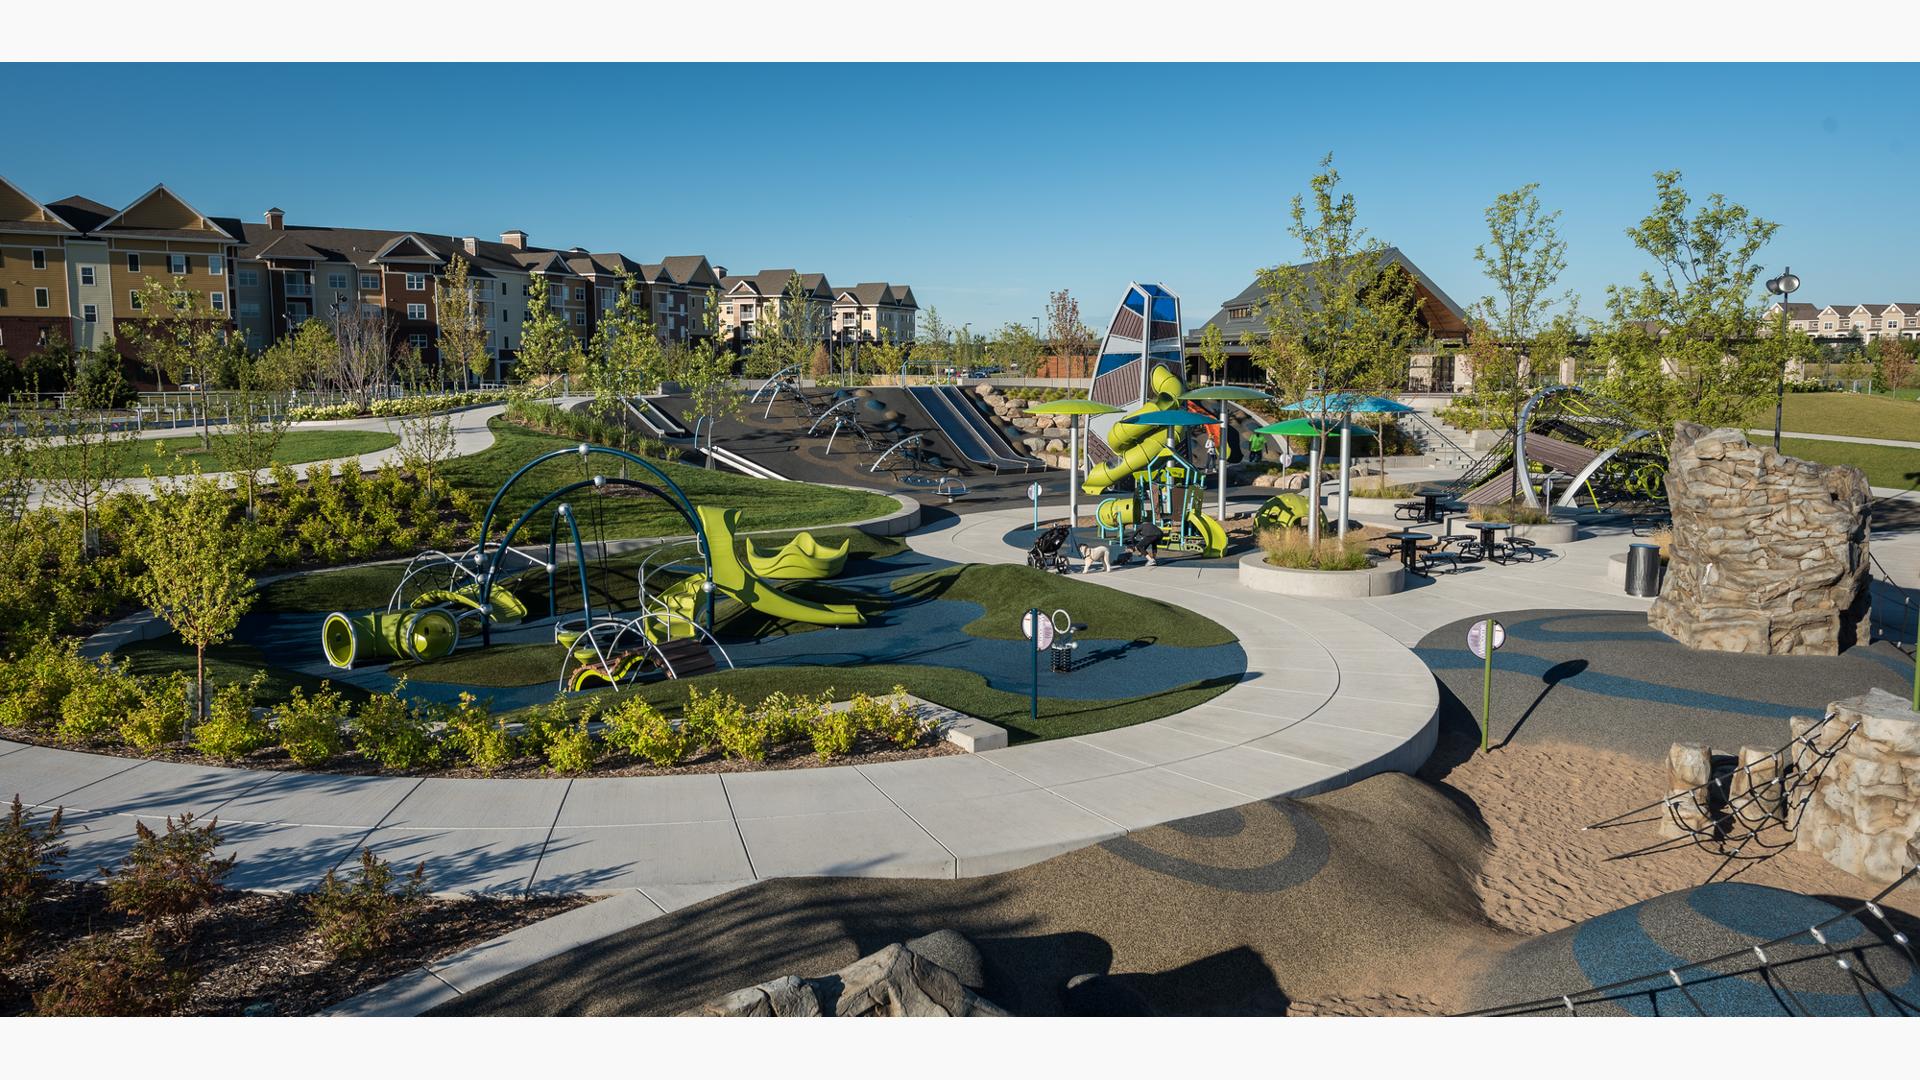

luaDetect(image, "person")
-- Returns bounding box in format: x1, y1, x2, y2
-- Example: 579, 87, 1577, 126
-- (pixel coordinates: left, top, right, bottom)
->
1129, 520, 1165, 568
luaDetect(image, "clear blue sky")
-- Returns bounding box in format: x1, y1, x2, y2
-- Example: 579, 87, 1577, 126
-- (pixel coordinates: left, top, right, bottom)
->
5, 63, 1912, 332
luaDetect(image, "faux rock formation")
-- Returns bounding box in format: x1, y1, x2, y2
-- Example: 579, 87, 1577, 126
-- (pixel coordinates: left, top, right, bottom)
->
1648, 423, 1871, 655
1793, 689, 1920, 884
682, 941, 1008, 1017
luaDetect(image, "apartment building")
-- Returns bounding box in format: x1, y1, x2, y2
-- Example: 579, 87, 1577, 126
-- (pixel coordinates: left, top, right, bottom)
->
1, 177, 238, 362
830, 282, 918, 345
1763, 301, 1821, 335
718, 269, 836, 348
1767, 302, 1920, 342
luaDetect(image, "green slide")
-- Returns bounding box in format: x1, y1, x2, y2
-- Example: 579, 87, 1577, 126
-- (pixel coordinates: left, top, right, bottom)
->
411, 583, 528, 627
746, 531, 851, 580
695, 505, 865, 629
1084, 364, 1186, 495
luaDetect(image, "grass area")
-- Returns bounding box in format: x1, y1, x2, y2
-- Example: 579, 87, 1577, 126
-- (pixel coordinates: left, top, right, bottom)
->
888, 563, 1237, 648
391, 643, 561, 688
538, 662, 1235, 744
441, 419, 899, 542
114, 638, 373, 704
255, 526, 908, 615
30, 429, 397, 478
1777, 437, 1920, 490
1349, 481, 1424, 499
1751, 392, 1920, 442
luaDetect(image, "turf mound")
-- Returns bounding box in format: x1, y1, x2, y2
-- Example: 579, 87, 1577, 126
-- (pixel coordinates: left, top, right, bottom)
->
434, 772, 1506, 1016
1466, 882, 1920, 1016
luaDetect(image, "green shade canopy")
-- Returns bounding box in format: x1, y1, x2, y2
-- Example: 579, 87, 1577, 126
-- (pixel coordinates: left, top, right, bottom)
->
1027, 399, 1126, 416
1130, 409, 1217, 427
1254, 418, 1376, 438
1180, 385, 1274, 402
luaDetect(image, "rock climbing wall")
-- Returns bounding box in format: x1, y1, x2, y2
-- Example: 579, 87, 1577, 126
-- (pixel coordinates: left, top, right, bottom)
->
1648, 422, 1871, 656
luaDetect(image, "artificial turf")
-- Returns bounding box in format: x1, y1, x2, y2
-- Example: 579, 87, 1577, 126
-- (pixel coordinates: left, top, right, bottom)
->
439, 419, 901, 542
1776, 436, 1920, 490
888, 563, 1239, 648
29, 429, 397, 479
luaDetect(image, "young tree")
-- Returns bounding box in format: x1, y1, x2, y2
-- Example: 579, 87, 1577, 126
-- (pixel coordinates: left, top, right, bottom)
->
257, 317, 336, 394
434, 253, 491, 390
1591, 170, 1788, 432
394, 409, 457, 502
1043, 291, 1094, 380
1445, 184, 1579, 433
993, 321, 1043, 378
584, 270, 661, 423
126, 474, 257, 729
31, 410, 137, 557
327, 302, 393, 408
123, 277, 233, 450
516, 273, 583, 390
212, 357, 292, 517
1868, 335, 1915, 393
1194, 321, 1229, 386
744, 274, 817, 380
680, 287, 744, 466
1247, 153, 1423, 543
916, 306, 951, 379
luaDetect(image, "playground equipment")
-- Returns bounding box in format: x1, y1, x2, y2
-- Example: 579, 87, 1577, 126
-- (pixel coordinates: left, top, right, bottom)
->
1048, 608, 1084, 674
642, 507, 864, 643
1253, 492, 1324, 531
1438, 385, 1670, 510
746, 530, 851, 580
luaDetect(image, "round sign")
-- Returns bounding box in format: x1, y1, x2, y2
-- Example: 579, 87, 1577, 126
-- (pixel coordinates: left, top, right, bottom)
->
1279, 449, 1295, 468
1467, 619, 1506, 660
1027, 482, 1043, 501
1022, 610, 1055, 651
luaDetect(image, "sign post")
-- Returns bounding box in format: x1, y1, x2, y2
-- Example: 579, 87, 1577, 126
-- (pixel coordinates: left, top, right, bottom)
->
1028, 481, 1044, 533
1022, 607, 1053, 722
1467, 618, 1506, 753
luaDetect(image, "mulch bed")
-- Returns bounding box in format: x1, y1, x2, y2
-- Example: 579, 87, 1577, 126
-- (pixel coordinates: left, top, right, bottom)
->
0, 725, 959, 781
0, 880, 590, 1016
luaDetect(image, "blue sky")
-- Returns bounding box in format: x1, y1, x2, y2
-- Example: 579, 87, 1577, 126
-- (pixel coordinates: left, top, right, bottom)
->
5, 63, 1912, 332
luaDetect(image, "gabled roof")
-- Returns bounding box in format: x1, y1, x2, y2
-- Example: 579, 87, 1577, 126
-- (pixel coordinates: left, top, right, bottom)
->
514, 250, 576, 276
370, 233, 446, 265
659, 255, 720, 288
0, 175, 78, 234
46, 196, 116, 233
1191, 247, 1467, 343
95, 183, 237, 242
888, 284, 917, 309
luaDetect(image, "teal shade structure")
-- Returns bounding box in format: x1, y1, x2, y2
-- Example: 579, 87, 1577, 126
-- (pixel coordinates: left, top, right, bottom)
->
1255, 419, 1374, 438
1280, 393, 1413, 414
1028, 399, 1125, 416
1130, 409, 1216, 427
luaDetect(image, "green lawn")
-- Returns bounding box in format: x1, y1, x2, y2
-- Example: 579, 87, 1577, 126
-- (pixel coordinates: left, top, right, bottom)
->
1778, 437, 1920, 490
1751, 393, 1920, 442
30, 429, 397, 479
890, 563, 1238, 648
439, 419, 900, 542
534, 662, 1235, 744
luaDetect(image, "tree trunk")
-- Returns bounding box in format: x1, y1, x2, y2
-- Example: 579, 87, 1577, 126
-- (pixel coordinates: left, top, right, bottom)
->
194, 646, 206, 736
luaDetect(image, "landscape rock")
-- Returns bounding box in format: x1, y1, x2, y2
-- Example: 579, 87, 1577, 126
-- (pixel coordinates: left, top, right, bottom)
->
1648, 423, 1871, 655
681, 942, 1008, 1017
904, 929, 986, 990
1793, 689, 1920, 884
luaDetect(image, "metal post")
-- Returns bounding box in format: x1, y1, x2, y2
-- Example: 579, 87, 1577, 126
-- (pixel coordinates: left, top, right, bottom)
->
1336, 413, 1352, 540
1029, 606, 1041, 723
1069, 419, 1079, 529
1306, 435, 1322, 548
1481, 617, 1494, 754
1216, 401, 1227, 523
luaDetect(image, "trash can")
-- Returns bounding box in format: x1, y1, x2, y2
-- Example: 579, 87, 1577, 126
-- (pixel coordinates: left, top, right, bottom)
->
1625, 543, 1663, 597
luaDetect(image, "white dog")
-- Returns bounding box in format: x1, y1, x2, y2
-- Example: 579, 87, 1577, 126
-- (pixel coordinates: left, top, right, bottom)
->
1077, 541, 1113, 573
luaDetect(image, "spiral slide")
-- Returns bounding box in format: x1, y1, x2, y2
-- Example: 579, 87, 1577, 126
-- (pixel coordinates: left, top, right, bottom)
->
1083, 363, 1188, 495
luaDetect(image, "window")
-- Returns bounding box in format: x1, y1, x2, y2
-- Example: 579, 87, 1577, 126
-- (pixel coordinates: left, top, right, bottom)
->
210, 292, 225, 313
127, 253, 141, 273
360, 273, 379, 290
169, 254, 188, 275
407, 303, 428, 321
405, 273, 426, 291
598, 288, 616, 307
1824, 322, 1833, 330
34, 287, 49, 308
77, 265, 96, 287
129, 290, 144, 311
31, 249, 45, 270
209, 254, 223, 275
503, 336, 512, 351
409, 332, 429, 349
239, 302, 261, 318
502, 309, 510, 324
237, 269, 258, 287
573, 287, 585, 301
328, 272, 348, 290
83, 304, 97, 323
0, 288, 7, 307
573, 312, 585, 326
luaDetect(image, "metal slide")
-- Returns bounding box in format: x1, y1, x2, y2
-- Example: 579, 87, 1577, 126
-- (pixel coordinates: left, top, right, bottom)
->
907, 385, 1029, 474
931, 384, 1034, 471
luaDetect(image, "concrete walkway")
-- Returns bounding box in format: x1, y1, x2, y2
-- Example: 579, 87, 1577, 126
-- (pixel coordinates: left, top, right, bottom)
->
24, 400, 526, 510
1747, 428, 1920, 451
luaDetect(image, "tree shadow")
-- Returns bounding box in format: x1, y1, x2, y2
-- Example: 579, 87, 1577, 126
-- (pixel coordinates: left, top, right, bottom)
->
1494, 658, 1588, 750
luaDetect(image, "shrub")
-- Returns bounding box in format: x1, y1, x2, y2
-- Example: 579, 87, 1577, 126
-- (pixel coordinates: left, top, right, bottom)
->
692, 686, 764, 763
753, 690, 829, 748
33, 933, 192, 1016
602, 697, 690, 767
350, 680, 439, 770
104, 812, 234, 936
1, 795, 67, 962
1470, 502, 1556, 526
274, 682, 348, 767
191, 673, 271, 760
54, 655, 140, 745
1259, 527, 1373, 571
440, 693, 513, 773
523, 698, 598, 776
0, 638, 94, 734
810, 706, 858, 762
119, 671, 191, 750
305, 848, 427, 960
851, 687, 929, 749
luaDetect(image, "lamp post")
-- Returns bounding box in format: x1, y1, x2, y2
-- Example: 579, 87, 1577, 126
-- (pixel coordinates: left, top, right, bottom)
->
1765, 267, 1802, 453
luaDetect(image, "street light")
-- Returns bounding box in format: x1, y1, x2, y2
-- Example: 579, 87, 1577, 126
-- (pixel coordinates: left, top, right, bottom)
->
1765, 267, 1802, 453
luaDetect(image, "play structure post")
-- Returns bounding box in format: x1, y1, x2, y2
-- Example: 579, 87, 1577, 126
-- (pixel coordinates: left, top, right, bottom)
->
1069, 419, 1079, 529
1336, 411, 1352, 541
1215, 401, 1227, 523
1481, 617, 1494, 754
1029, 606, 1041, 722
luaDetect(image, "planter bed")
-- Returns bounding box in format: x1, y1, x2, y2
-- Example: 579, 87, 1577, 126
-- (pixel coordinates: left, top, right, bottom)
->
1236, 550, 1406, 597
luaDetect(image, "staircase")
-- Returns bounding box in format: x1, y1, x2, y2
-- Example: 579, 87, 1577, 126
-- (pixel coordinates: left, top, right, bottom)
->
1399, 410, 1480, 471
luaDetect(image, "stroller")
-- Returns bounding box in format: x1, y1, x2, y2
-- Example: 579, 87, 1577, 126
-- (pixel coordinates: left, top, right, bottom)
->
1026, 522, 1074, 574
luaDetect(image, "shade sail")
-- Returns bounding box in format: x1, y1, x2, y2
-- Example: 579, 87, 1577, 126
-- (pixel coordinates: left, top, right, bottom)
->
1179, 385, 1274, 402
1130, 409, 1217, 427
1254, 419, 1376, 437
1028, 399, 1127, 416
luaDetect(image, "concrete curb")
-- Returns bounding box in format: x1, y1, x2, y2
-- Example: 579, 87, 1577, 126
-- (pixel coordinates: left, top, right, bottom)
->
1236, 550, 1406, 597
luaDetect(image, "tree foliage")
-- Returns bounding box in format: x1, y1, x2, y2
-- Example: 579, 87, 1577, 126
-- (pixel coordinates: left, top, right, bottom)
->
434, 253, 492, 389
516, 273, 583, 384
1443, 184, 1580, 431
125, 474, 258, 726
585, 270, 662, 421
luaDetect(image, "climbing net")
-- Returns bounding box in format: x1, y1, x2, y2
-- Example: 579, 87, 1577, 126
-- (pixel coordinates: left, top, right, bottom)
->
1584, 712, 1860, 884
1462, 862, 1920, 1016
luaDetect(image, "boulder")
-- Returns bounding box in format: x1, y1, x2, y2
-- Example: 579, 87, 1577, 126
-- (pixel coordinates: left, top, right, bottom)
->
905, 929, 986, 991
974, 382, 996, 397
1044, 438, 1066, 454
683, 942, 1007, 1017
1794, 689, 1920, 884
1648, 423, 1871, 655
1022, 436, 1048, 453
